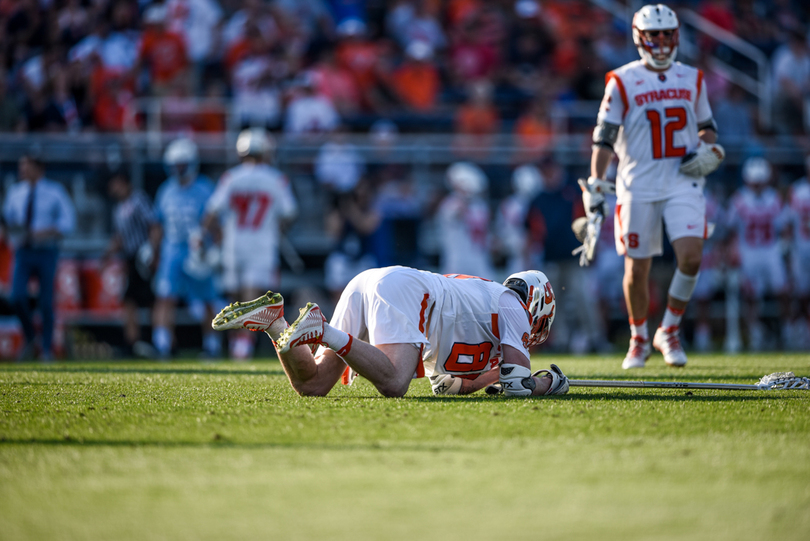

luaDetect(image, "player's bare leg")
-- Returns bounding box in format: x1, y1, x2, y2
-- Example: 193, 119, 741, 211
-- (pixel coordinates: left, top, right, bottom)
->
653, 237, 703, 366
622, 256, 652, 369
277, 304, 421, 397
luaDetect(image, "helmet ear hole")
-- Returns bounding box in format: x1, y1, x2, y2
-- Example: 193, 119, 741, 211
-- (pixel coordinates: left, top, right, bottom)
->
503, 278, 529, 304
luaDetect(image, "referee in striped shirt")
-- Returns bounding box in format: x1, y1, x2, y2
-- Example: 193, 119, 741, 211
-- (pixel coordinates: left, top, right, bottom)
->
104, 171, 157, 358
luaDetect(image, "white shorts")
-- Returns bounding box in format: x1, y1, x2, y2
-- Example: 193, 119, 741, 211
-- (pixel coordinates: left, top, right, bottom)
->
791, 248, 810, 296
740, 248, 787, 298
222, 259, 278, 293
614, 191, 706, 258
329, 267, 432, 348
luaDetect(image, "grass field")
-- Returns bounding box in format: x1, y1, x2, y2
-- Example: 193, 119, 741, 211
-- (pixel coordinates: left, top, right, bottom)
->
1, 353, 809, 541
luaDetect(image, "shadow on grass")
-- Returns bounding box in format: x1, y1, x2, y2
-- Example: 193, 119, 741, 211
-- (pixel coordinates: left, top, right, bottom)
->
408, 392, 795, 403
0, 366, 285, 377
0, 438, 459, 453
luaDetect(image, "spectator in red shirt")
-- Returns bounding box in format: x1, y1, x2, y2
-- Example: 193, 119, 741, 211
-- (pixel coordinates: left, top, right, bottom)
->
454, 79, 500, 158
135, 4, 188, 96
390, 41, 440, 112
449, 13, 499, 86
335, 18, 389, 111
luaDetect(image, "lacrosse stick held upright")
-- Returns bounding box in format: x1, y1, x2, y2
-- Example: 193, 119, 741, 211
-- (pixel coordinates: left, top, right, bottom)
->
572, 177, 615, 267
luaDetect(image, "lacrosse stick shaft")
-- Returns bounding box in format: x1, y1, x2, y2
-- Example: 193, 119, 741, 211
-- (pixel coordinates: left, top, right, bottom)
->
569, 380, 761, 391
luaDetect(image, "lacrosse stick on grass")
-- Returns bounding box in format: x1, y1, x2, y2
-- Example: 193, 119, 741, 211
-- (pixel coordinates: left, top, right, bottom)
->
486, 372, 810, 395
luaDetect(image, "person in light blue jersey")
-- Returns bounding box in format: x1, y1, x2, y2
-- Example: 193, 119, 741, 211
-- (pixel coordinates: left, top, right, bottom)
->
2, 154, 75, 361
150, 137, 221, 358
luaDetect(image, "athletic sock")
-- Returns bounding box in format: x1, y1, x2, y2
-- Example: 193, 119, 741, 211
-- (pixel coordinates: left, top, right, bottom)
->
629, 317, 648, 341
322, 324, 352, 356
265, 318, 288, 341
661, 305, 686, 330
153, 326, 171, 356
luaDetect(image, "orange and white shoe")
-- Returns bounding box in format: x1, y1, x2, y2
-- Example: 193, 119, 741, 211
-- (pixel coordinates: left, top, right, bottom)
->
275, 303, 326, 354
622, 336, 651, 369
653, 325, 688, 367
211, 291, 284, 333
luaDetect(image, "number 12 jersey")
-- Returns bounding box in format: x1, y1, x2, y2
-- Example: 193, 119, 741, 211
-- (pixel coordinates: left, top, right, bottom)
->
597, 60, 713, 203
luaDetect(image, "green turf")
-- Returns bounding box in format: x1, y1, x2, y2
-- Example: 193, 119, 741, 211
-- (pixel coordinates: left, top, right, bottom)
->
1, 354, 808, 541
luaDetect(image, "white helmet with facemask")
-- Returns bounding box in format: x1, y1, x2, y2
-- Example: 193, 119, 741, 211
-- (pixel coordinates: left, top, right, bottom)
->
632, 4, 680, 70
503, 270, 556, 347
164, 137, 200, 181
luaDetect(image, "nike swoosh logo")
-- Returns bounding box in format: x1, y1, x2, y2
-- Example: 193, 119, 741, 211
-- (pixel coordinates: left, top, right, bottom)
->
686, 224, 700, 229
635, 80, 644, 85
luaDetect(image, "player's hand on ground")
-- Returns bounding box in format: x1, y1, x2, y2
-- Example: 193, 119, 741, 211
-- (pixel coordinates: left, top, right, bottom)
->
679, 142, 725, 178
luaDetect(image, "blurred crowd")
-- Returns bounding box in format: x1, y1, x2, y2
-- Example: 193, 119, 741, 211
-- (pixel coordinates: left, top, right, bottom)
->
0, 0, 806, 137
4, 135, 810, 360
2, 0, 810, 360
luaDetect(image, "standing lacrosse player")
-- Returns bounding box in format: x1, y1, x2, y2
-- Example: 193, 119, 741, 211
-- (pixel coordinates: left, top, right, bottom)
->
582, 4, 725, 369
203, 128, 298, 360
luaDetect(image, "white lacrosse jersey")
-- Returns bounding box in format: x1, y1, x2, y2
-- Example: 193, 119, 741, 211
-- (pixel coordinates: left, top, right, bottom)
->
727, 186, 785, 253
788, 178, 810, 253
206, 162, 298, 264
424, 273, 532, 378
597, 60, 713, 203
437, 193, 494, 279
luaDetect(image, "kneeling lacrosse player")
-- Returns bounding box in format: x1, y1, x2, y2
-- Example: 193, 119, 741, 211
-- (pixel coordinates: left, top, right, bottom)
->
212, 266, 568, 398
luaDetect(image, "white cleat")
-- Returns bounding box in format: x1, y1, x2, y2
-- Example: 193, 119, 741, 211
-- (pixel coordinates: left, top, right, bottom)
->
622, 336, 651, 369
275, 303, 326, 354
653, 325, 688, 367
212, 291, 284, 332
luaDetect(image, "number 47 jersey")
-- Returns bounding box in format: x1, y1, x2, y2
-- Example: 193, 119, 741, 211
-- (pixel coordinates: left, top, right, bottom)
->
598, 60, 713, 203
206, 162, 298, 264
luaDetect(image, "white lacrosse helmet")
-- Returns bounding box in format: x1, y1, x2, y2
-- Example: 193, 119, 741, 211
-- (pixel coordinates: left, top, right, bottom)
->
164, 137, 199, 180
447, 162, 487, 196
632, 4, 679, 70
236, 127, 275, 160
742, 156, 771, 185
503, 270, 556, 347
512, 164, 544, 199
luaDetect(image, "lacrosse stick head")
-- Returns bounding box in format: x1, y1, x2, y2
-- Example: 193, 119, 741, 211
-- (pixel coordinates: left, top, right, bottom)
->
571, 214, 603, 266
756, 372, 810, 391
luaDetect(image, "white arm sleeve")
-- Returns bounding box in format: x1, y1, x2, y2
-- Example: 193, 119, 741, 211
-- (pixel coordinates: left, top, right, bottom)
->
205, 175, 230, 216
597, 77, 626, 126
277, 174, 298, 221
696, 78, 713, 127
498, 292, 531, 363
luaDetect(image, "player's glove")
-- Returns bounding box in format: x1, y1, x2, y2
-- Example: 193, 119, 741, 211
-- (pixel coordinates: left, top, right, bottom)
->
579, 177, 615, 218
679, 142, 725, 178
485, 364, 570, 396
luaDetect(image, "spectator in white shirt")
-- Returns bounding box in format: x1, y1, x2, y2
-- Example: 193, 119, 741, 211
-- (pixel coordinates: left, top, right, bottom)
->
772, 28, 810, 135
284, 72, 339, 136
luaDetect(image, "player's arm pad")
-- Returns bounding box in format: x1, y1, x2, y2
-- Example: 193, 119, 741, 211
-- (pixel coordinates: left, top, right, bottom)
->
430, 374, 462, 395
697, 118, 718, 133
592, 121, 620, 150
679, 142, 725, 178
499, 364, 536, 397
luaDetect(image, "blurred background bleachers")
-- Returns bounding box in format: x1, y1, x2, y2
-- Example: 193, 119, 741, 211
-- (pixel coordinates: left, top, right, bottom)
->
1, 0, 810, 359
